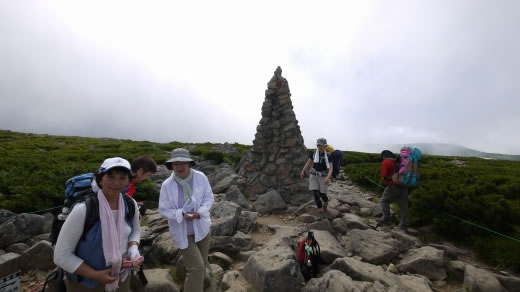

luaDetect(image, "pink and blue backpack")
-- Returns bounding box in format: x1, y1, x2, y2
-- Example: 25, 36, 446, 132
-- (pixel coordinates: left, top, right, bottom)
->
392, 147, 422, 187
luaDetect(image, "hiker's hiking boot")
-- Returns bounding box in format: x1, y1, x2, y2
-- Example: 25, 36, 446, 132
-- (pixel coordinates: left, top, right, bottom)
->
376, 218, 391, 228
323, 201, 328, 212
399, 225, 409, 233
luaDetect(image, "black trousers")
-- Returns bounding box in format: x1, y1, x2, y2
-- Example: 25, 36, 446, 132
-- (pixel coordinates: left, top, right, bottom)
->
313, 190, 328, 208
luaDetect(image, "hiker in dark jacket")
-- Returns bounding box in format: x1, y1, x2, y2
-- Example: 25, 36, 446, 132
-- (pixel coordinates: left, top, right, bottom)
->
301, 138, 334, 212
378, 150, 410, 232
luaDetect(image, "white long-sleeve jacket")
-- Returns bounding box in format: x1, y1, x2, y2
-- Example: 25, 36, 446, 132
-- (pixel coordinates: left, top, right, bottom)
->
159, 169, 214, 249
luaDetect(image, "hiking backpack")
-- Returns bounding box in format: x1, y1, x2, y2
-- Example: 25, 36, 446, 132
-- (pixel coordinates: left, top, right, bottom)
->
392, 147, 422, 187
296, 231, 321, 279
49, 173, 135, 245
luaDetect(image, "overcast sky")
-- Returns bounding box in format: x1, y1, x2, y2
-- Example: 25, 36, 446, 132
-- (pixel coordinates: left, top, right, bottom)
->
1, 1, 519, 155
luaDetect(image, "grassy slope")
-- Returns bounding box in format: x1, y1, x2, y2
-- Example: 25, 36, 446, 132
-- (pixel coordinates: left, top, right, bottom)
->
0, 129, 249, 213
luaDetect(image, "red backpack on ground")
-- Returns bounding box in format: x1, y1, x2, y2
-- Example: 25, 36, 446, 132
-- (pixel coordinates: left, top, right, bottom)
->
296, 231, 321, 279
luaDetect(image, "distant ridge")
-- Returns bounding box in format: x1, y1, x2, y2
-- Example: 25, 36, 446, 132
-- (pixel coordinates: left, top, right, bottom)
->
362, 143, 520, 161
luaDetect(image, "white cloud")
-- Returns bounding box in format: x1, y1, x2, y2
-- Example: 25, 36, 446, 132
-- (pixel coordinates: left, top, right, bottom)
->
1, 0, 519, 154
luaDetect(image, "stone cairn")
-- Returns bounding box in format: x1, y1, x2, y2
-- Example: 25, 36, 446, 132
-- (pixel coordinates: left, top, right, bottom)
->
237, 66, 308, 202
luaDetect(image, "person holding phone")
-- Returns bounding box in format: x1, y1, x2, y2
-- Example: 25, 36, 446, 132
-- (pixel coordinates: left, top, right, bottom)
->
159, 148, 214, 292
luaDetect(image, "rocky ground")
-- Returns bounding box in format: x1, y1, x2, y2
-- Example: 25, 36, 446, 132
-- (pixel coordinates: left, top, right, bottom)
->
3, 174, 519, 292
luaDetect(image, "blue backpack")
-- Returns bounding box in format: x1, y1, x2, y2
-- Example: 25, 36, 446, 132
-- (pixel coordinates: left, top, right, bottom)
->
50, 173, 135, 245
392, 147, 422, 187
65, 173, 95, 197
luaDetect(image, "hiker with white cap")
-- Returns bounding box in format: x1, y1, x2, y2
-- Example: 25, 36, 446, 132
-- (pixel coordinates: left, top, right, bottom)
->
159, 148, 214, 292
301, 138, 334, 212
54, 157, 141, 292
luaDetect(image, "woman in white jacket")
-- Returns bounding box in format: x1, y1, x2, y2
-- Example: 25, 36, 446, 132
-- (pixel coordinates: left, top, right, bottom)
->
159, 148, 214, 292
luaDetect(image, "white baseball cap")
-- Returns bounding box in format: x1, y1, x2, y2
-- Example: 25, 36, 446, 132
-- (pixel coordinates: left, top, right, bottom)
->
99, 157, 131, 173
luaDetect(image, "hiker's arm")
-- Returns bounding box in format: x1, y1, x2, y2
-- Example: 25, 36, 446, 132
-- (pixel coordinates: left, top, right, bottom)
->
381, 159, 393, 181
159, 180, 183, 223
324, 162, 333, 184
74, 264, 118, 284
54, 204, 89, 274
195, 174, 214, 220
301, 159, 312, 178
128, 199, 141, 244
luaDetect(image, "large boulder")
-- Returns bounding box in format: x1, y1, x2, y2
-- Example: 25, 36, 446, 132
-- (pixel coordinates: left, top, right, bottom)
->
310, 230, 347, 264
19, 240, 55, 272
349, 229, 401, 264
307, 219, 335, 235
253, 190, 287, 213
145, 232, 179, 265
207, 165, 237, 187
210, 201, 242, 236
0, 209, 16, 222
341, 213, 369, 230
331, 218, 348, 235
496, 274, 520, 292
243, 237, 303, 292
328, 256, 402, 287
397, 246, 447, 281
0, 214, 46, 248
222, 270, 247, 291
302, 270, 358, 292
237, 211, 257, 233
463, 264, 506, 292
5, 243, 30, 255
213, 173, 239, 194
390, 229, 423, 251
210, 232, 253, 253
225, 185, 249, 209
398, 274, 434, 292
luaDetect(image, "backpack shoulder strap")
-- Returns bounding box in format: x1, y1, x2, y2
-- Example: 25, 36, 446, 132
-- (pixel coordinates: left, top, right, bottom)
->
313, 239, 321, 256
81, 193, 135, 240
122, 193, 136, 225
82, 193, 99, 240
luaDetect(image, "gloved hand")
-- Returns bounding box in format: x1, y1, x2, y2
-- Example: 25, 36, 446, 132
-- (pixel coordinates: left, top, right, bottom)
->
128, 245, 140, 261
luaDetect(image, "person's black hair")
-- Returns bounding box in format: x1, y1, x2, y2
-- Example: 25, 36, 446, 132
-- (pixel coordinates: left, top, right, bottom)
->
131, 156, 158, 174
381, 150, 395, 160
95, 167, 132, 188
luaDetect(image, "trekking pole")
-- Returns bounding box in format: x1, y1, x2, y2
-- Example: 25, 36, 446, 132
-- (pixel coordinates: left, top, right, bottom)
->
137, 265, 148, 285
37, 269, 58, 292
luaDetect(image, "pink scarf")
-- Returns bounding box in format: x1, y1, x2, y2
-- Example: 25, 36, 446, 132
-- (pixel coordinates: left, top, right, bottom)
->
98, 190, 125, 292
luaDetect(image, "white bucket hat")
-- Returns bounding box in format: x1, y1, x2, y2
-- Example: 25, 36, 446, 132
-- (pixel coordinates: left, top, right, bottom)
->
165, 148, 195, 169
99, 157, 131, 173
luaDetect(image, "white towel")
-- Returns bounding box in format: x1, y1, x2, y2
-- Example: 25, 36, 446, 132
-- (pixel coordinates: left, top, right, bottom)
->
313, 150, 330, 169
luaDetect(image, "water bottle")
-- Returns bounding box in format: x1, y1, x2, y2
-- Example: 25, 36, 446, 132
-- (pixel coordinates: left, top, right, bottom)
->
307, 259, 312, 267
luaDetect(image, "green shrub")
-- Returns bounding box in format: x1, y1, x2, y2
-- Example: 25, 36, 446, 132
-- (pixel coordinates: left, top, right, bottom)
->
202, 151, 224, 164
0, 130, 248, 214
474, 236, 520, 271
